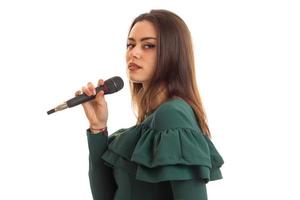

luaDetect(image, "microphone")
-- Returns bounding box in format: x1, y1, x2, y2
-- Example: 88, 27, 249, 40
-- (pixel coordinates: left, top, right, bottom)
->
47, 76, 124, 115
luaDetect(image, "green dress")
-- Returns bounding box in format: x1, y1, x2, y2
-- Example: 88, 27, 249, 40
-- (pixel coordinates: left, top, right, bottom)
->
86, 99, 224, 200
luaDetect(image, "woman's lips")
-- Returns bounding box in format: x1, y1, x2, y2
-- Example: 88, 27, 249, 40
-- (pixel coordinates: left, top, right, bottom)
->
128, 63, 142, 71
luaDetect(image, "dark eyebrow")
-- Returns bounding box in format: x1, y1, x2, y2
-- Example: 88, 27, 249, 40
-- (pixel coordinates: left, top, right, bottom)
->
128, 37, 157, 42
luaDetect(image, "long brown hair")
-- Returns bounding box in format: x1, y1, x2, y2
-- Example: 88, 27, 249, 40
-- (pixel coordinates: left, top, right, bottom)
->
128, 9, 211, 137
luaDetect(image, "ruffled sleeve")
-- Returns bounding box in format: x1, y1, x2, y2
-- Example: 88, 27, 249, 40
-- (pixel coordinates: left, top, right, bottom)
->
131, 126, 224, 183
131, 100, 224, 183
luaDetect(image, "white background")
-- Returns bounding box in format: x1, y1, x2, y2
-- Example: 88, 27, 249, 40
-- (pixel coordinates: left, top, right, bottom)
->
0, 0, 299, 199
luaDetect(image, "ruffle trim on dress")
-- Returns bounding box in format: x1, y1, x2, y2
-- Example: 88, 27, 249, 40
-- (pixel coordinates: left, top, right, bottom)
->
101, 125, 224, 183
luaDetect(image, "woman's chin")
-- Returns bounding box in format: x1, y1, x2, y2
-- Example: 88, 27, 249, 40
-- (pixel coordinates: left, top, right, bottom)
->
127, 74, 142, 83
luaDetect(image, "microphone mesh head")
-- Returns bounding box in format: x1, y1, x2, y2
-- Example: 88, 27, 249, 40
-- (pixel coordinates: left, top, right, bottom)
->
105, 76, 124, 94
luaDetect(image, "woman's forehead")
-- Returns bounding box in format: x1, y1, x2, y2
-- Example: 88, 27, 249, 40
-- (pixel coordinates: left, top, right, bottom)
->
128, 21, 157, 40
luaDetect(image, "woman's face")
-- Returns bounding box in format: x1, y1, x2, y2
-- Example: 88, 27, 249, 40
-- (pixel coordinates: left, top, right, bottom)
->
126, 20, 157, 87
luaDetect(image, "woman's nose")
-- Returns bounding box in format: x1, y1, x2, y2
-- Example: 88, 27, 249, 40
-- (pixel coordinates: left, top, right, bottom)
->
129, 46, 142, 59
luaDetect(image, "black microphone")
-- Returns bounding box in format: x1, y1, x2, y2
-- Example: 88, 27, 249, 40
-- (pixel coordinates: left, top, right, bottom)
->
47, 76, 124, 115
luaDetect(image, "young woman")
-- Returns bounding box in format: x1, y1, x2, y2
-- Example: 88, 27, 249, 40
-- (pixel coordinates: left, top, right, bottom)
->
76, 9, 224, 200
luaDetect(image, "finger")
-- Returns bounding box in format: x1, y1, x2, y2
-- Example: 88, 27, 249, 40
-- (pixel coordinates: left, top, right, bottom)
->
87, 82, 96, 95
82, 86, 92, 96
75, 90, 82, 96
97, 79, 105, 87
95, 90, 105, 104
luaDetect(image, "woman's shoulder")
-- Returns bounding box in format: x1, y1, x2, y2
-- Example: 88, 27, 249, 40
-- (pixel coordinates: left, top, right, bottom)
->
148, 98, 199, 131
156, 97, 192, 112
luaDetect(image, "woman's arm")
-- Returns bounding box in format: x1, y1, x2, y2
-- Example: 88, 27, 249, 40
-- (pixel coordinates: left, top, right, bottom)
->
170, 179, 207, 200
87, 130, 116, 200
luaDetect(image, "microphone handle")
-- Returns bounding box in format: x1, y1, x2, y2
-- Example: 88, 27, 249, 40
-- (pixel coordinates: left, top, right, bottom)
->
66, 84, 107, 108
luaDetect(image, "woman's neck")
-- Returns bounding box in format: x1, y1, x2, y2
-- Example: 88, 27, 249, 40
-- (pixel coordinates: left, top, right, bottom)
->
148, 86, 168, 112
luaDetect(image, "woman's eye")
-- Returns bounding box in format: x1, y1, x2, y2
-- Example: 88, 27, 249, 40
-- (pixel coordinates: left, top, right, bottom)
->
126, 44, 135, 49
144, 44, 156, 49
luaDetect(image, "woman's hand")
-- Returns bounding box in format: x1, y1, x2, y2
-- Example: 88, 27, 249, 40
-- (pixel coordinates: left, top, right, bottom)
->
75, 79, 108, 130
